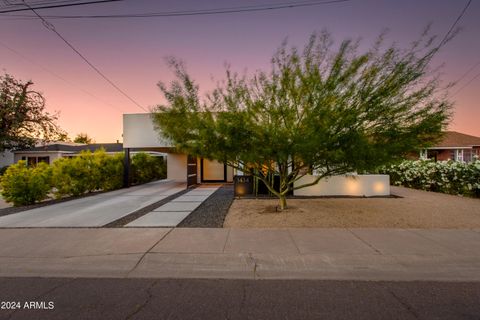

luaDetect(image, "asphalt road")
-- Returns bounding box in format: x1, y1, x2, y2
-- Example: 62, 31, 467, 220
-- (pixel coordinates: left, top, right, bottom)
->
0, 278, 479, 320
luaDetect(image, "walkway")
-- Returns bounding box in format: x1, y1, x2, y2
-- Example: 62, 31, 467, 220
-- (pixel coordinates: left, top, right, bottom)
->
0, 228, 479, 281
126, 186, 219, 227
0, 180, 185, 227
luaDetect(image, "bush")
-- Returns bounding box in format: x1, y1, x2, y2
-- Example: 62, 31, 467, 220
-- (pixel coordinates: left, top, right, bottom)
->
380, 159, 480, 197
0, 161, 52, 206
0, 165, 9, 176
52, 149, 124, 198
131, 153, 166, 184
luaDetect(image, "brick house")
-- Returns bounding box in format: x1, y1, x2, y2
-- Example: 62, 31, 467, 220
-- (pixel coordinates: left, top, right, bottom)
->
420, 131, 480, 162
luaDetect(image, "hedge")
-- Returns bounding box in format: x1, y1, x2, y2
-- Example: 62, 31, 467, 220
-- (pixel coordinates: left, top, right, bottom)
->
379, 159, 480, 197
0, 150, 166, 206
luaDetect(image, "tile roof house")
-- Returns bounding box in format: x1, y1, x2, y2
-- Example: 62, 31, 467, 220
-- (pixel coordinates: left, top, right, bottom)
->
420, 131, 480, 162
13, 142, 124, 166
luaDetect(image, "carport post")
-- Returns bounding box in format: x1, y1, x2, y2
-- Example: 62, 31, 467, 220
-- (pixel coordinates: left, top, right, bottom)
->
123, 148, 131, 188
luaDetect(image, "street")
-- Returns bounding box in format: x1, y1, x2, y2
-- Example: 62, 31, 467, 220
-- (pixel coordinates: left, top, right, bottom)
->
1, 278, 479, 320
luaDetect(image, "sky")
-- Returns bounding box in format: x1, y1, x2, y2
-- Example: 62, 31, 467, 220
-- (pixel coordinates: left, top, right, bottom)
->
0, 0, 479, 142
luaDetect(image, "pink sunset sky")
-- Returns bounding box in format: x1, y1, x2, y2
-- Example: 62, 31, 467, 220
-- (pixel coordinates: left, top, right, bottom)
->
1, 0, 479, 142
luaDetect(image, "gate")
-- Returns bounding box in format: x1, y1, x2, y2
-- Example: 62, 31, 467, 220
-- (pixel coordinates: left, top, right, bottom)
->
187, 155, 198, 187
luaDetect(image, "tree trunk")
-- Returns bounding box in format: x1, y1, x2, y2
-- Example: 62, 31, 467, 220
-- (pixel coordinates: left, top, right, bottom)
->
278, 194, 287, 211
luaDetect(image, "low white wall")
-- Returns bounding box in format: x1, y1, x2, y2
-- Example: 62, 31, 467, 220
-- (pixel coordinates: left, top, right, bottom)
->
167, 153, 187, 182
293, 174, 390, 197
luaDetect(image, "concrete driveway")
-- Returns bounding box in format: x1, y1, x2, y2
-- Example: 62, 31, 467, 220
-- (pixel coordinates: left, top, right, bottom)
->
0, 180, 185, 227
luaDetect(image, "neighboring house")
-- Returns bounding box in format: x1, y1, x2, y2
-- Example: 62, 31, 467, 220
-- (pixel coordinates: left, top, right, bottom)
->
0, 150, 14, 168
419, 131, 480, 163
13, 142, 124, 166
123, 113, 234, 185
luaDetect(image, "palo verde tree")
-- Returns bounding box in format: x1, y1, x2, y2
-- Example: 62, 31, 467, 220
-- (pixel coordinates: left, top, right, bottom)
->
153, 31, 452, 210
0, 74, 66, 151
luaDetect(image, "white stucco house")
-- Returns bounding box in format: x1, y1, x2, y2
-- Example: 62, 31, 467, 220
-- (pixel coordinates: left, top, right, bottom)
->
123, 113, 233, 186
122, 113, 390, 196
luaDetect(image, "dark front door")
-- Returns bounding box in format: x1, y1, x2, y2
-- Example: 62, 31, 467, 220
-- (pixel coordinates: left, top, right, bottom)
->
187, 155, 198, 187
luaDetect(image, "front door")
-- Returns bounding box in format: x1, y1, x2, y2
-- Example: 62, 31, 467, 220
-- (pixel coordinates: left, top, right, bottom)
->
201, 159, 226, 182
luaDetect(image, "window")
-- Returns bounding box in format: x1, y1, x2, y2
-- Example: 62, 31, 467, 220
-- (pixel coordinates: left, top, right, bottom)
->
25, 156, 50, 166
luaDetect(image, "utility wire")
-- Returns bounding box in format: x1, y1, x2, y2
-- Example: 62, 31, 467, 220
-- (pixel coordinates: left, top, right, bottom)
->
453, 71, 480, 96
3, 0, 352, 19
0, 39, 129, 113
452, 59, 480, 86
0, 0, 122, 13
21, 1, 148, 112
437, 0, 472, 49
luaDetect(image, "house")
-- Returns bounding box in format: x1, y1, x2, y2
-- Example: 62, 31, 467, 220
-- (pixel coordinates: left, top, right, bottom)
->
13, 142, 124, 166
122, 113, 390, 197
420, 131, 480, 163
0, 150, 14, 168
123, 113, 233, 186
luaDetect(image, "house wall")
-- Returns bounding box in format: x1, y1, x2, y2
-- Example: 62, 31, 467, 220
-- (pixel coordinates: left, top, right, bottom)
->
0, 150, 14, 167
293, 174, 390, 197
167, 153, 187, 182
123, 113, 171, 148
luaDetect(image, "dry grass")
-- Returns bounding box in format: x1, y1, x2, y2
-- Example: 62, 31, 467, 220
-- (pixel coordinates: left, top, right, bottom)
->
224, 186, 480, 229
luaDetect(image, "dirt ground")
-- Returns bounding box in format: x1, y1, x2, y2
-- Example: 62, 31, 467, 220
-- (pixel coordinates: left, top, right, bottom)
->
224, 186, 480, 228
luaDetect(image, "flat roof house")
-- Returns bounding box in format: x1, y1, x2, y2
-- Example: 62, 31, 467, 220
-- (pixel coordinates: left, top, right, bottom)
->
420, 131, 480, 163
123, 113, 233, 186
13, 142, 124, 166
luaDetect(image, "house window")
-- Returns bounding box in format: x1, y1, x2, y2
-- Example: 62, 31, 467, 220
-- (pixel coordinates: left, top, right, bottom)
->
455, 149, 464, 162
26, 156, 50, 166
463, 149, 472, 163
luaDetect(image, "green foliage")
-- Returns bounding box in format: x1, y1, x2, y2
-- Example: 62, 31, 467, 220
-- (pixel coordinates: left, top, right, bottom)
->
153, 30, 452, 209
131, 153, 166, 184
0, 150, 166, 205
380, 159, 480, 197
73, 133, 94, 144
0, 166, 9, 176
0, 73, 66, 151
51, 149, 123, 198
0, 161, 51, 206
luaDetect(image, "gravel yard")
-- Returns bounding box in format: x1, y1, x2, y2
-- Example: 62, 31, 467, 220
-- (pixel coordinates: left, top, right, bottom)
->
224, 186, 480, 228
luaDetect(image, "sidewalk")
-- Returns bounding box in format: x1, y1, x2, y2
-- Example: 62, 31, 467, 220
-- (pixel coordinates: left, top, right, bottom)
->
0, 227, 479, 281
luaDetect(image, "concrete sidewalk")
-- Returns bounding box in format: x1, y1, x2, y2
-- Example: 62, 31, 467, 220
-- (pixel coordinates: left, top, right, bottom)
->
0, 228, 480, 281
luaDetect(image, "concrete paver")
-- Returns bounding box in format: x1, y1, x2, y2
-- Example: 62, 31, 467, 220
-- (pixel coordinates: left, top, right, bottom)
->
172, 195, 209, 202
0, 180, 184, 227
154, 201, 202, 212
126, 211, 191, 227
126, 186, 219, 227
152, 228, 229, 253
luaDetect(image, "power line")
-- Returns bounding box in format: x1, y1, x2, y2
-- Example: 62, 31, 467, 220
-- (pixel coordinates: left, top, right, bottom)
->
453, 59, 480, 85
0, 39, 129, 113
2, 0, 353, 19
21, 1, 148, 112
453, 71, 480, 96
0, 0, 122, 13
437, 0, 472, 49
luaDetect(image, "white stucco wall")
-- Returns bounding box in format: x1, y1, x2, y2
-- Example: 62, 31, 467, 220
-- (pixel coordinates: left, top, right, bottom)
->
293, 174, 390, 197
123, 113, 172, 148
167, 153, 187, 182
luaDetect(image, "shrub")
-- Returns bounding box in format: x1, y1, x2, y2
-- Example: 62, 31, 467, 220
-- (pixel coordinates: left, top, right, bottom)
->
0, 165, 9, 176
131, 153, 166, 184
0, 161, 52, 206
380, 159, 480, 197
